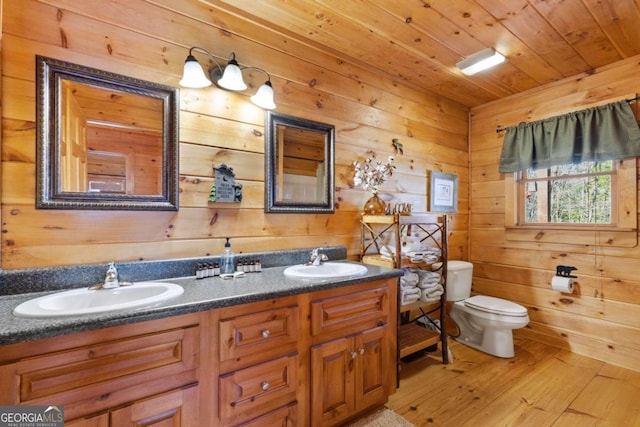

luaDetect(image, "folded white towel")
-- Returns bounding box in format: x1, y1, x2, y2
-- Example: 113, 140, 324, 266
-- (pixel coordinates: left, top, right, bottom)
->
417, 280, 441, 289
418, 270, 441, 280
425, 248, 441, 256
400, 272, 419, 287
401, 286, 420, 295
420, 285, 444, 302
405, 251, 423, 258
420, 295, 442, 303
416, 271, 441, 288
380, 243, 427, 259
427, 284, 444, 296
402, 292, 420, 305
401, 283, 417, 291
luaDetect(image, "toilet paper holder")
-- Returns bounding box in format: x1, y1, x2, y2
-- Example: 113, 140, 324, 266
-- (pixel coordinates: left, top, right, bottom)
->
556, 265, 577, 278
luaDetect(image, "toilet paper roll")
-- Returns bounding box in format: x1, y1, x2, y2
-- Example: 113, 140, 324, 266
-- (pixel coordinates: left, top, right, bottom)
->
551, 276, 574, 293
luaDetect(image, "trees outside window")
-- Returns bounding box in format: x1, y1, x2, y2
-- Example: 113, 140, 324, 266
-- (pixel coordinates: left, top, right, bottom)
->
504, 158, 636, 239
521, 161, 613, 225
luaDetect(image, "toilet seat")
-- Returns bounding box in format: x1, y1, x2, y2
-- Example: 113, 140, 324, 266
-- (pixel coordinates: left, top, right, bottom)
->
464, 295, 528, 317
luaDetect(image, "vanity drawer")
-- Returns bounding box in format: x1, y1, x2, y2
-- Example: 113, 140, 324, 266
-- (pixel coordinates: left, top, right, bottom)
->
219, 354, 298, 425
236, 402, 298, 427
10, 323, 199, 419
219, 305, 299, 365
311, 285, 389, 340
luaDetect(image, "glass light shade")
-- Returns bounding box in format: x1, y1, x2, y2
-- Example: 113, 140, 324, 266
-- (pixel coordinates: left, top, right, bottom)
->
217, 60, 247, 91
179, 55, 212, 88
250, 81, 276, 109
457, 48, 505, 76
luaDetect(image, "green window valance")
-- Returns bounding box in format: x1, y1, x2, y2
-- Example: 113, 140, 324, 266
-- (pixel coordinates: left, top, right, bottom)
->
498, 100, 640, 173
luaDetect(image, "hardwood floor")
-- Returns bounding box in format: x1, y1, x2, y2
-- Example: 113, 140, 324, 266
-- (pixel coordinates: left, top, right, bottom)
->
387, 336, 640, 426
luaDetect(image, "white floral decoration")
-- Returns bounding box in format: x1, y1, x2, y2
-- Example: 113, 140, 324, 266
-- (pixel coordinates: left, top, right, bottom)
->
353, 155, 396, 193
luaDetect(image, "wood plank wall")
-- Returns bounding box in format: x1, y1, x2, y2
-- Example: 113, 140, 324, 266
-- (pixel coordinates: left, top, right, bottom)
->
470, 55, 640, 372
0, 0, 469, 270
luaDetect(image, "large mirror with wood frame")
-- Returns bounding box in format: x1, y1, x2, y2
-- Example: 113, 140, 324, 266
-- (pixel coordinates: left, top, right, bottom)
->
36, 55, 179, 210
264, 111, 335, 213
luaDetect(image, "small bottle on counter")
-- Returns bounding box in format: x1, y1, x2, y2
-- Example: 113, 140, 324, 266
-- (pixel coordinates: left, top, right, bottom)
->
201, 263, 208, 278
236, 260, 244, 273
255, 260, 262, 272
208, 263, 214, 277
214, 263, 220, 276
196, 263, 204, 279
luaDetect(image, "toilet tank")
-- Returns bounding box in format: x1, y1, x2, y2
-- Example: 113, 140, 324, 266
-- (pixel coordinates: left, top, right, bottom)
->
434, 260, 473, 302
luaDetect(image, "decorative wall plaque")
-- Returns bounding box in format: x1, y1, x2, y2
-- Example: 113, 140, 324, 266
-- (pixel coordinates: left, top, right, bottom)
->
209, 164, 242, 203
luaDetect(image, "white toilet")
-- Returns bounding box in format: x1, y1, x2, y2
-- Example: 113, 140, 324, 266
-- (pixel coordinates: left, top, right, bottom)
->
443, 261, 529, 358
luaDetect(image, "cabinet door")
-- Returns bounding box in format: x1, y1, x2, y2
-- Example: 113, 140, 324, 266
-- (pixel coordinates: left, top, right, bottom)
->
310, 325, 392, 427
354, 325, 389, 411
65, 414, 108, 427
310, 336, 355, 427
110, 385, 199, 426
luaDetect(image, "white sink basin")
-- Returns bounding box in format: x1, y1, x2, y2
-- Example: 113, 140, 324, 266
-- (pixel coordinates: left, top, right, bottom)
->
13, 282, 184, 318
284, 262, 368, 279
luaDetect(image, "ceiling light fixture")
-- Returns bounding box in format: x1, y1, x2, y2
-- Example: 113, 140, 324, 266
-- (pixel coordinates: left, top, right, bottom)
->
456, 48, 505, 76
179, 46, 276, 110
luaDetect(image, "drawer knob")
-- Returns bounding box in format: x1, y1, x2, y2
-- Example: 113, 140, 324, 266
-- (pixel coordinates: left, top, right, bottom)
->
359, 347, 365, 355
261, 329, 270, 338
261, 381, 270, 391
350, 351, 358, 359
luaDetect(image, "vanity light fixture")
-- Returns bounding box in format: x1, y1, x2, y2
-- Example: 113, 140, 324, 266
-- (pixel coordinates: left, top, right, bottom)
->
456, 48, 505, 76
179, 46, 276, 110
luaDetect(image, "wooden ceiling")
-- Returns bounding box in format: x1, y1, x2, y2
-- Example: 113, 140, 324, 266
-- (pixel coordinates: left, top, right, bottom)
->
216, 0, 640, 108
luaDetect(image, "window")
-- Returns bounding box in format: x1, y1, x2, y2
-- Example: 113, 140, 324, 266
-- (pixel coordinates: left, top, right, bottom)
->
499, 100, 640, 245
504, 158, 637, 246
520, 160, 614, 225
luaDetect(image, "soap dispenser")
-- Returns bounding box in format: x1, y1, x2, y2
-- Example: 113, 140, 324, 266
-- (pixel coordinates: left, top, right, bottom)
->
220, 237, 235, 275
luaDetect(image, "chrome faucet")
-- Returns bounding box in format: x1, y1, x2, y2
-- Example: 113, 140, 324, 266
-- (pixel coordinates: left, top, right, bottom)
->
309, 248, 329, 266
88, 262, 133, 290
103, 262, 120, 289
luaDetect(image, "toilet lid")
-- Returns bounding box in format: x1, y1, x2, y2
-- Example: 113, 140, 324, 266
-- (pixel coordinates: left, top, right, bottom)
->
464, 295, 528, 317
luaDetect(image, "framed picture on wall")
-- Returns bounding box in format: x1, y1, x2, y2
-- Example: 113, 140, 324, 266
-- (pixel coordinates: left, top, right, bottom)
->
428, 171, 458, 212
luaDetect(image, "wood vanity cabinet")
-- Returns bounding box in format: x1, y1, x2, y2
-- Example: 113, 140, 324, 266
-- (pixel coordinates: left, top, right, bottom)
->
0, 312, 203, 426
214, 280, 397, 427
308, 280, 397, 427
0, 277, 398, 427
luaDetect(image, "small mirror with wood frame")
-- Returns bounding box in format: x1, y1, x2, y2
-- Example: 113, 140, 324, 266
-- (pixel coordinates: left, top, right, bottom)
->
264, 111, 335, 213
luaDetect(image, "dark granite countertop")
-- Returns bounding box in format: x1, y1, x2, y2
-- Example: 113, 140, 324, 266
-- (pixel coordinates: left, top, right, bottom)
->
0, 261, 402, 346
